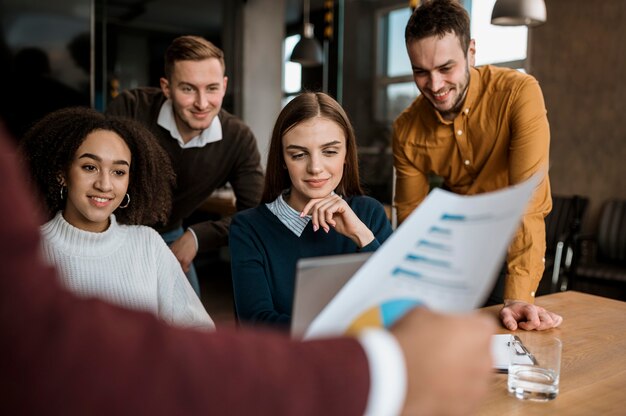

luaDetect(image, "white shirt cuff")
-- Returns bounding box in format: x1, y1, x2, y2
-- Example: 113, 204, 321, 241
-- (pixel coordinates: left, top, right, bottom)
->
357, 328, 407, 416
186, 228, 199, 252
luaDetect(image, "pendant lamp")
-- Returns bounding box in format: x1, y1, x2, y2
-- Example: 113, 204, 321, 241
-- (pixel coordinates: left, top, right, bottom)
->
491, 0, 547, 27
290, 0, 323, 66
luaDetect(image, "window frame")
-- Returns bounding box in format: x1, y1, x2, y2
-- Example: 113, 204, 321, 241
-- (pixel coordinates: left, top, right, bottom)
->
373, 4, 415, 124
282, 33, 303, 107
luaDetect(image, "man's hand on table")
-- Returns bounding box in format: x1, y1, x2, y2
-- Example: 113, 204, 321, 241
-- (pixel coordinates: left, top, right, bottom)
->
500, 300, 563, 331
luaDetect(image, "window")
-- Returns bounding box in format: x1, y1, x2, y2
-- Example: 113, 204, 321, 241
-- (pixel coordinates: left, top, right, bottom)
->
375, 1, 528, 124
283, 34, 302, 107
470, 0, 527, 68
374, 6, 416, 123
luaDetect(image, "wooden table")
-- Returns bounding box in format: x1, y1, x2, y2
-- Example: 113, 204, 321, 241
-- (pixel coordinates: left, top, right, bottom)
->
477, 291, 626, 415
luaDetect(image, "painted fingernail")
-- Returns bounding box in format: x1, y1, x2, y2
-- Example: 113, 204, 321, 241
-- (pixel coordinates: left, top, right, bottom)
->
323, 227, 329, 233
300, 212, 305, 217
313, 224, 319, 231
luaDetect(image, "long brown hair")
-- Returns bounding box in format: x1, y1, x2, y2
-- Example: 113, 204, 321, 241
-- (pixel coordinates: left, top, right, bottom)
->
262, 92, 363, 203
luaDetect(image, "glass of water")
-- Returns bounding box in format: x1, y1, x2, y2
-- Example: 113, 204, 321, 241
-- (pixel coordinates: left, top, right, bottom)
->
508, 335, 562, 401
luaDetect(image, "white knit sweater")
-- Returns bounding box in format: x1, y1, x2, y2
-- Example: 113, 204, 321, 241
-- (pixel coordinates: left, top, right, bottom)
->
40, 212, 214, 330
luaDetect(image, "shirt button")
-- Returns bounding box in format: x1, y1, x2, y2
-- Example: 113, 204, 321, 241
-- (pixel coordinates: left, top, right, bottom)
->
464, 160, 470, 166
464, 108, 470, 114
457, 129, 463, 135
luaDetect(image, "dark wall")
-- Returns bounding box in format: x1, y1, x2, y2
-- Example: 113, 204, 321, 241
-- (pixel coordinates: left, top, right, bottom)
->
530, 0, 626, 231
0, 0, 244, 139
0, 0, 91, 142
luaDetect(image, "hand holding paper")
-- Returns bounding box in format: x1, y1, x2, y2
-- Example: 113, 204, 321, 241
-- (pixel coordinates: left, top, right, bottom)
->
305, 173, 543, 339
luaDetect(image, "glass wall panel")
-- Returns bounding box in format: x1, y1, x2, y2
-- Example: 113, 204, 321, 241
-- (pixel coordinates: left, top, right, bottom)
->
1, 0, 91, 141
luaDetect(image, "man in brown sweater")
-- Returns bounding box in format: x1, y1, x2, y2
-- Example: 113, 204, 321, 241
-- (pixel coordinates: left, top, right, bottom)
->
106, 36, 264, 294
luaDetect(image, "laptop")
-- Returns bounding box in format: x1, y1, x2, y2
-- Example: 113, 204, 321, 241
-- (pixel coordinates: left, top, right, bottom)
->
290, 252, 373, 338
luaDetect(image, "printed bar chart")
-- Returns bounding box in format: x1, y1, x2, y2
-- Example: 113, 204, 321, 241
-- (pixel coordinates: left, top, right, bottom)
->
305, 172, 543, 339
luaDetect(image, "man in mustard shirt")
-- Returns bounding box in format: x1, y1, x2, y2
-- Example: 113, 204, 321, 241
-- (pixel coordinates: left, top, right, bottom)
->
393, 0, 562, 331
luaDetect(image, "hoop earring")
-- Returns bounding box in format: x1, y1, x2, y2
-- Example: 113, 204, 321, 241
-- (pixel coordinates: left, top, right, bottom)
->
60, 186, 66, 200
119, 193, 130, 209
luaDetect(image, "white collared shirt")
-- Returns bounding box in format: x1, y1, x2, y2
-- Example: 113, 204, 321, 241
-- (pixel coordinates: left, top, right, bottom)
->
157, 100, 223, 148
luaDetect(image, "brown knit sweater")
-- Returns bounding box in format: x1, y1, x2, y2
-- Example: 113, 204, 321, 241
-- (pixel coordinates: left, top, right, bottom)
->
106, 87, 264, 252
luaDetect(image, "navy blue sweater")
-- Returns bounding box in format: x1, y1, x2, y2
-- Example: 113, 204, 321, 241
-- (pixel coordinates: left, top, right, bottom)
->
230, 196, 392, 328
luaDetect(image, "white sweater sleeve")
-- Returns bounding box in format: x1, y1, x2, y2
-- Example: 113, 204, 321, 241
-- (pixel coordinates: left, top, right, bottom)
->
153, 232, 215, 330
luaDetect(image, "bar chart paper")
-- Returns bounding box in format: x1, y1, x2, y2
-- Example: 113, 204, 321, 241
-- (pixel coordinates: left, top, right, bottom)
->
305, 172, 543, 339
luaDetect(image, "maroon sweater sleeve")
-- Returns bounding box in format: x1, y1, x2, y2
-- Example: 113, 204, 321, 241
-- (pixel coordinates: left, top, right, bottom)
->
0, 126, 370, 416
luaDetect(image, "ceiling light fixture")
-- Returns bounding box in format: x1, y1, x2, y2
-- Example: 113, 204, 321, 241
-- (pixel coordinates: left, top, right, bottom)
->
290, 0, 323, 66
491, 0, 547, 27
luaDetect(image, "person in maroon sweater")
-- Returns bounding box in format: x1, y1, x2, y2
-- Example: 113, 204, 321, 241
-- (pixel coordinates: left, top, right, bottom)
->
0, 123, 494, 415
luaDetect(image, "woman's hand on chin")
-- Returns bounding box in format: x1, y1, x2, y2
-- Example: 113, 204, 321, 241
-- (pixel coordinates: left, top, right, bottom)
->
301, 195, 374, 248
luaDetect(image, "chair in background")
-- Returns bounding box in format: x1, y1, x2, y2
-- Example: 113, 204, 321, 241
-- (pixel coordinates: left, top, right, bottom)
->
569, 199, 626, 301
536, 195, 589, 296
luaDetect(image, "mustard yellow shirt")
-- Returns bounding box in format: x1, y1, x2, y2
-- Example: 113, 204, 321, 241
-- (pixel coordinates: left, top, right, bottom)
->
392, 65, 551, 303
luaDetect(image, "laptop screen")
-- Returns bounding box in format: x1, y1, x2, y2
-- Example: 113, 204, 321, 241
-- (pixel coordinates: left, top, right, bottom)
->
290, 252, 373, 338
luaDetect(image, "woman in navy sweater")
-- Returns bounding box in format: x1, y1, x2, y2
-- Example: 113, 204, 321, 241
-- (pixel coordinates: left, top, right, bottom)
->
230, 92, 392, 327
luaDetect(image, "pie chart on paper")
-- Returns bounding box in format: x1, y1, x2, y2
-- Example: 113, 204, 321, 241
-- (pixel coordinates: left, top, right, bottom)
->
346, 299, 421, 334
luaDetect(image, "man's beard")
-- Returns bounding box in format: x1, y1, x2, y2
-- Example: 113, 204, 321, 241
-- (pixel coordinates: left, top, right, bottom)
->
432, 65, 470, 119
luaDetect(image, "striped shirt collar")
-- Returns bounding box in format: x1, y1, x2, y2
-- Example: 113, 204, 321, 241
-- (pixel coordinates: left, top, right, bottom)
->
266, 192, 311, 237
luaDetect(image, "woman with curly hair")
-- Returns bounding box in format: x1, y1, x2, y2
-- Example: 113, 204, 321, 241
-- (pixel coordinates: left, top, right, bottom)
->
20, 107, 214, 330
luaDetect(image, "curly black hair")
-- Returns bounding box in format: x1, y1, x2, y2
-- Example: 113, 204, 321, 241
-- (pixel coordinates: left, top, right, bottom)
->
19, 107, 175, 226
